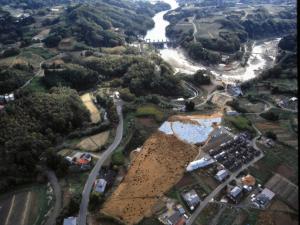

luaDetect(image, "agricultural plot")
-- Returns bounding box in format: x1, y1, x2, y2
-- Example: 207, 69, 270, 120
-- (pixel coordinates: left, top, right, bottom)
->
195, 20, 223, 39
76, 131, 110, 151
0, 185, 51, 225
238, 98, 266, 113
80, 93, 101, 124
254, 117, 298, 149
265, 173, 298, 211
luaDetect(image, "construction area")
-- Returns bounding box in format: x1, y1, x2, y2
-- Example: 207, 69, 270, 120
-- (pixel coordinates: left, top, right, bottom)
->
101, 132, 198, 225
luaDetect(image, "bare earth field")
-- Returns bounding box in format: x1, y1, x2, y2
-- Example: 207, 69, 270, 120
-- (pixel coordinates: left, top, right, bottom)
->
101, 132, 198, 225
265, 173, 298, 210
76, 131, 110, 151
80, 93, 101, 124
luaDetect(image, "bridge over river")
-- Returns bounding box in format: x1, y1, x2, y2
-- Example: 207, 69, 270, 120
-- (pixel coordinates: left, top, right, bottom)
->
143, 38, 177, 49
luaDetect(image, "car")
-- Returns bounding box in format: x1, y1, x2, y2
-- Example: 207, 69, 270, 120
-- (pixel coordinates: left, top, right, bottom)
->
251, 194, 256, 198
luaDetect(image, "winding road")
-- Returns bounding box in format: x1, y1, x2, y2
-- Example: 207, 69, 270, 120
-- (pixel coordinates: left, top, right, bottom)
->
78, 98, 123, 225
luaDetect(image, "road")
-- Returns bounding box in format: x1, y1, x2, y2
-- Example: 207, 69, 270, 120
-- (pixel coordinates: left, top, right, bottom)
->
191, 15, 197, 43
44, 170, 62, 225
78, 99, 123, 225
186, 144, 264, 225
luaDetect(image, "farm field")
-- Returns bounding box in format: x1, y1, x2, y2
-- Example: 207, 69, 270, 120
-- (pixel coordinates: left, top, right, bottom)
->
80, 93, 101, 124
265, 173, 298, 211
76, 131, 110, 151
0, 185, 51, 225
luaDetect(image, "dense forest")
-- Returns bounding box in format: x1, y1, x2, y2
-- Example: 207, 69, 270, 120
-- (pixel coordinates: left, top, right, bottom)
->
43, 0, 169, 48
0, 87, 90, 192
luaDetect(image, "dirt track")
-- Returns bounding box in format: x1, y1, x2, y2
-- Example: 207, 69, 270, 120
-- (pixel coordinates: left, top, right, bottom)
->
101, 132, 198, 224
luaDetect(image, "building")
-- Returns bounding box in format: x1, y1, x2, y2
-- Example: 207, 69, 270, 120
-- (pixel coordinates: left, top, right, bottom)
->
186, 156, 215, 172
63, 217, 77, 225
94, 178, 107, 193
182, 189, 200, 211
228, 186, 243, 203
241, 174, 256, 186
214, 169, 229, 182
226, 110, 239, 116
254, 188, 275, 209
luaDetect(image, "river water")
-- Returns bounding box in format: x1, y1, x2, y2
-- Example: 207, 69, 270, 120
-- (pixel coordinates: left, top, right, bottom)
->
144, 0, 280, 83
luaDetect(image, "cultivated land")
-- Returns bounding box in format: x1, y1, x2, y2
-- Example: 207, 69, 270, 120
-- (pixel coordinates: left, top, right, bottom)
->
80, 93, 101, 124
101, 132, 198, 224
76, 131, 110, 151
0, 185, 50, 225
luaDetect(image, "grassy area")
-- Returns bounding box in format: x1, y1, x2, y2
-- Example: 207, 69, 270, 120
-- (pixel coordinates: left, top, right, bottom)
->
111, 150, 125, 166
243, 209, 260, 225
21, 47, 56, 60
66, 172, 89, 196
135, 105, 164, 122
195, 203, 219, 225
31, 184, 54, 225
223, 115, 255, 134
24, 76, 47, 93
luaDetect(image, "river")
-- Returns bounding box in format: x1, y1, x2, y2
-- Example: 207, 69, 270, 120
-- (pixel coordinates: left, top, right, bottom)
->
144, 0, 280, 83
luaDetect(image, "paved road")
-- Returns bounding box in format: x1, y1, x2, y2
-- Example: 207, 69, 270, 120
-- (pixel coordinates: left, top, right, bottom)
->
186, 146, 264, 225
192, 15, 197, 43
44, 170, 62, 225
78, 99, 123, 225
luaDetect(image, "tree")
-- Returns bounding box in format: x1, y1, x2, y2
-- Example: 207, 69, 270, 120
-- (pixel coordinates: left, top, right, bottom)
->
265, 131, 277, 140
185, 100, 195, 111
193, 70, 211, 85
260, 111, 279, 121
89, 192, 104, 211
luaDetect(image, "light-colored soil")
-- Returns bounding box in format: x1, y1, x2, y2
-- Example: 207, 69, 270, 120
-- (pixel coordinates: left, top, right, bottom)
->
77, 131, 110, 151
80, 93, 101, 123
101, 132, 198, 225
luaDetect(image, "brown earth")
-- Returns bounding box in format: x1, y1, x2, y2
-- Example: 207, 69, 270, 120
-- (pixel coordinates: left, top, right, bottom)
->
101, 132, 198, 225
276, 164, 294, 180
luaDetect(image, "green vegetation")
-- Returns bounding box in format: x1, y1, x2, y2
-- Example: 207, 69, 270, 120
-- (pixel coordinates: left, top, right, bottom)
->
89, 192, 104, 211
0, 67, 33, 94
193, 70, 211, 85
224, 115, 255, 134
24, 76, 47, 93
136, 105, 164, 122
111, 150, 125, 166
43, 63, 102, 90
0, 87, 90, 193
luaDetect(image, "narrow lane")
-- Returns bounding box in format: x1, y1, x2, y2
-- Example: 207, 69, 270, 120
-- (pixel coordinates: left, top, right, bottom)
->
78, 99, 123, 225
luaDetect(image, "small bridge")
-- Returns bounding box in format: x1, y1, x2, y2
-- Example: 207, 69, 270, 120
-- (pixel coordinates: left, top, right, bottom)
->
143, 38, 177, 49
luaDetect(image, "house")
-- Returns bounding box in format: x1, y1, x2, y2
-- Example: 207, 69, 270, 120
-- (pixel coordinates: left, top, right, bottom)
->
63, 217, 77, 225
254, 188, 275, 209
241, 174, 256, 186
214, 169, 229, 182
94, 179, 107, 193
167, 211, 182, 225
182, 189, 200, 211
226, 110, 239, 116
227, 186, 243, 203
176, 204, 185, 215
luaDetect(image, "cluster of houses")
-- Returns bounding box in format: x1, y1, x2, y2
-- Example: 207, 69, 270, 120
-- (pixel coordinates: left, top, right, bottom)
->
158, 189, 201, 225
0, 93, 15, 112
276, 96, 298, 111
209, 133, 261, 172
65, 152, 92, 171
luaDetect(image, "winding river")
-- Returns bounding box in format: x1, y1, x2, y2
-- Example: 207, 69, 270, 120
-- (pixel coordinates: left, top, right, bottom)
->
145, 0, 280, 83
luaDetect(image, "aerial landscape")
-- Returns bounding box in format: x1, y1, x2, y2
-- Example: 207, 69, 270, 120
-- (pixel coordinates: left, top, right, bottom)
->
0, 0, 297, 224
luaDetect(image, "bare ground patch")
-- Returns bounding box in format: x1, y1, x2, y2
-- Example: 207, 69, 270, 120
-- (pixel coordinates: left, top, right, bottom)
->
80, 93, 101, 123
76, 131, 110, 151
101, 132, 198, 225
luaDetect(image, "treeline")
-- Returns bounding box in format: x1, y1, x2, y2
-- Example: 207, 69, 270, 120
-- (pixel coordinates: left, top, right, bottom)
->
0, 8, 35, 45
0, 67, 33, 94
0, 87, 90, 193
